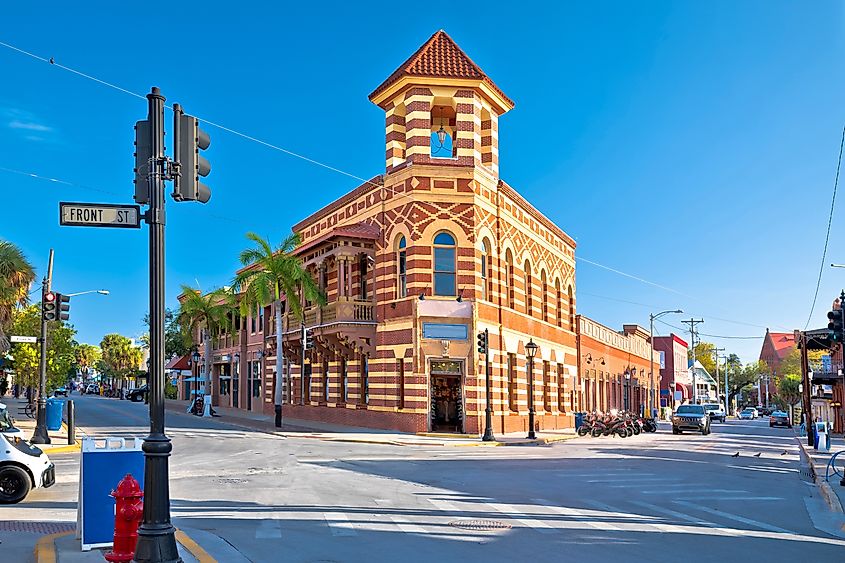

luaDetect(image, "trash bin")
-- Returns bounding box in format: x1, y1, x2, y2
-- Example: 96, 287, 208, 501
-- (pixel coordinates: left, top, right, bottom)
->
46, 397, 64, 431
575, 412, 584, 429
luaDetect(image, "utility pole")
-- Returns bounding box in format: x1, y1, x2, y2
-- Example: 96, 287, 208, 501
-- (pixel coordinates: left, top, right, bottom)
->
714, 347, 725, 407
31, 249, 54, 445
682, 319, 704, 404
720, 354, 730, 415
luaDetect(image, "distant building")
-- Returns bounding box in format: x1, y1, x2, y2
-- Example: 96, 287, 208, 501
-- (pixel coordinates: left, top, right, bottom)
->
652, 334, 689, 408
689, 360, 718, 403
576, 316, 659, 414
759, 329, 797, 406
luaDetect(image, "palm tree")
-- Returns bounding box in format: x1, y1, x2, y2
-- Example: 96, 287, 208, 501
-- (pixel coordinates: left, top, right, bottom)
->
177, 286, 232, 399
0, 240, 36, 354
232, 232, 324, 411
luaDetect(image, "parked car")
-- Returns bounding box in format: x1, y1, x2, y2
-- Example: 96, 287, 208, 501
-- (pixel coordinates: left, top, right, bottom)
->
125, 385, 149, 402
738, 407, 758, 420
0, 434, 55, 504
53, 386, 68, 397
85, 384, 99, 395
703, 403, 726, 423
672, 404, 711, 435
0, 403, 23, 438
769, 411, 792, 428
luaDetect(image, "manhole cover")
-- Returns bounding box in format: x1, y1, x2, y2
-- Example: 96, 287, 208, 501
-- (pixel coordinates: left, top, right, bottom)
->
0, 521, 75, 534
449, 520, 511, 531
216, 478, 249, 484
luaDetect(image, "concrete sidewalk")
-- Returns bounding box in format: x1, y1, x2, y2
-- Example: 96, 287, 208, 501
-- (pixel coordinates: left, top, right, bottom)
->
796, 431, 845, 515
4, 396, 80, 454
164, 399, 577, 447
34, 527, 247, 562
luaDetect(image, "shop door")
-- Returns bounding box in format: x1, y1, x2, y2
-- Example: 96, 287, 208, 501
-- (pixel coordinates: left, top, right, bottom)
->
232, 362, 239, 409
429, 360, 464, 433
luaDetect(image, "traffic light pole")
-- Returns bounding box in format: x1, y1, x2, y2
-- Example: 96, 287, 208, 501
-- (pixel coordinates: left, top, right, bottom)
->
482, 329, 494, 442
134, 87, 181, 563
31, 249, 54, 445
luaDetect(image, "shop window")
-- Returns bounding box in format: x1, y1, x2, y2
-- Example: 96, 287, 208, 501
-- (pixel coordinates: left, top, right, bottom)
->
359, 254, 368, 300
433, 232, 457, 296
543, 361, 550, 412
397, 359, 405, 409
361, 355, 369, 405
507, 354, 517, 412
341, 358, 348, 402
557, 363, 566, 413
396, 236, 407, 298
323, 359, 330, 402
258, 306, 264, 333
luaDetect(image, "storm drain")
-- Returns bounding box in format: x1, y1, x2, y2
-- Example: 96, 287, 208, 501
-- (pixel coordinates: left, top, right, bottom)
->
0, 521, 75, 534
215, 478, 249, 485
449, 520, 511, 532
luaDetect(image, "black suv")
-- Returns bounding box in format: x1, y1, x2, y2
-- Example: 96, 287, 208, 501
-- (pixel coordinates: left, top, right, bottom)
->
125, 385, 149, 402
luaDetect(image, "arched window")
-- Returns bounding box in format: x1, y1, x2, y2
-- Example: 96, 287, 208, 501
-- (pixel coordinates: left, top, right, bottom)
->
524, 260, 533, 316
568, 285, 575, 331
505, 249, 515, 308
430, 105, 455, 159
481, 239, 491, 301
555, 279, 562, 328
433, 231, 457, 296
541, 270, 548, 322
396, 236, 407, 298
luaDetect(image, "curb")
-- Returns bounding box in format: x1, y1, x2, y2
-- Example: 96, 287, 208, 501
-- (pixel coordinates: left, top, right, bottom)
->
33, 529, 216, 562
176, 529, 216, 563
33, 530, 73, 563
795, 436, 844, 514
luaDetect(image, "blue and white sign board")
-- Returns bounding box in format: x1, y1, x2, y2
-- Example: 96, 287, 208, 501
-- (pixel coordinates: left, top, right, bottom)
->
422, 322, 468, 340
77, 437, 145, 551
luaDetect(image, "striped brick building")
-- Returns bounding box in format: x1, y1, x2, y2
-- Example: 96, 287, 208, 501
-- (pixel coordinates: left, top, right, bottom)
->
191, 31, 580, 434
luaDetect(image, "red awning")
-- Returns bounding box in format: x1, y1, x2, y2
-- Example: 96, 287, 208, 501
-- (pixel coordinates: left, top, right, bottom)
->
675, 382, 691, 399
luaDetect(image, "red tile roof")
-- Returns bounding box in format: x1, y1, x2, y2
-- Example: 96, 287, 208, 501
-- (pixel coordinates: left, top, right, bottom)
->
369, 30, 513, 108
294, 222, 380, 256
165, 354, 191, 371
768, 332, 796, 359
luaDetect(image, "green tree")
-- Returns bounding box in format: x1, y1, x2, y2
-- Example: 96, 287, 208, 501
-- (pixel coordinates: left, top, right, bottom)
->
99, 334, 143, 395
690, 341, 717, 376
8, 304, 77, 393
0, 240, 36, 354
777, 373, 802, 419
231, 232, 324, 409
727, 360, 767, 409
74, 343, 101, 376
141, 308, 191, 360
177, 286, 232, 396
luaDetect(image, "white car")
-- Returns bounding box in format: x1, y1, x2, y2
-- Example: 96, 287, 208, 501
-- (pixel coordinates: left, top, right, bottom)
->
0, 403, 55, 504
738, 408, 758, 420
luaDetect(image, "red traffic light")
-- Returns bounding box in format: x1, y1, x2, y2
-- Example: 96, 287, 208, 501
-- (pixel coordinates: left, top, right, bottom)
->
45, 292, 55, 303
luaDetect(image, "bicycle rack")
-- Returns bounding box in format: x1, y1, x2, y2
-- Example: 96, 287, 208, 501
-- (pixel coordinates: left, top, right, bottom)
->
825, 450, 844, 482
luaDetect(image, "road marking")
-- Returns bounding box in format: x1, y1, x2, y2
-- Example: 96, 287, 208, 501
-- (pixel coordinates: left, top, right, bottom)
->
487, 502, 556, 534
533, 498, 624, 531
389, 515, 427, 535
582, 500, 672, 533
676, 496, 784, 501
639, 489, 746, 495
324, 512, 357, 537
255, 519, 282, 539
673, 500, 793, 533
630, 500, 741, 536
589, 477, 668, 483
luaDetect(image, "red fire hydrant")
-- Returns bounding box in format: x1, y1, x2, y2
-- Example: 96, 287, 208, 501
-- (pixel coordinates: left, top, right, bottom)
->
104, 474, 144, 563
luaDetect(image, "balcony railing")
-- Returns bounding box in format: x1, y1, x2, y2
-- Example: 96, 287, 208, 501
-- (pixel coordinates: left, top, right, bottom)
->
281, 299, 375, 333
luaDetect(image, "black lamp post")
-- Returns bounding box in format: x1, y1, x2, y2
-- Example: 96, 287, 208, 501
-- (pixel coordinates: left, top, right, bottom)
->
191, 351, 200, 412
624, 369, 631, 411
526, 339, 538, 439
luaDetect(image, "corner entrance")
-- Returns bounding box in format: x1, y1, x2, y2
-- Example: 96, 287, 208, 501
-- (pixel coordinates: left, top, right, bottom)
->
430, 360, 464, 433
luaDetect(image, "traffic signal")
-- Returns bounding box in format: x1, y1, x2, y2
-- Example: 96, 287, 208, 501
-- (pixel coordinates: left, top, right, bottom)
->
133, 119, 151, 205
56, 293, 70, 321
42, 292, 57, 321
828, 308, 844, 342
304, 327, 314, 351
477, 329, 488, 354
172, 104, 211, 203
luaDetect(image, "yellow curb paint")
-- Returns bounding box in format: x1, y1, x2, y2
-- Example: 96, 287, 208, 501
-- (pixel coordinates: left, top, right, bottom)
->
176, 529, 217, 563
42, 443, 81, 455
33, 530, 73, 563
416, 432, 476, 438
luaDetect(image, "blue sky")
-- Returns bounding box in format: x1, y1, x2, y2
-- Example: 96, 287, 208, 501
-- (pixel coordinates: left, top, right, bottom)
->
1, 1, 843, 363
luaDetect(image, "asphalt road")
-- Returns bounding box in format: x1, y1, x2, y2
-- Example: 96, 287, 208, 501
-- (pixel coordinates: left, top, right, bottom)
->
6, 394, 845, 563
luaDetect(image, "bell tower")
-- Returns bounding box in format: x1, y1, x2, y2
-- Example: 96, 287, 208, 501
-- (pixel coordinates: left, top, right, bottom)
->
368, 30, 514, 176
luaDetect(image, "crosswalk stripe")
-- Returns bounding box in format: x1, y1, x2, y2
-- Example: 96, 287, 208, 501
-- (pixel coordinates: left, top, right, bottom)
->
487, 502, 556, 534
533, 498, 622, 531
673, 500, 793, 534
630, 500, 742, 536
324, 512, 357, 537
389, 515, 427, 535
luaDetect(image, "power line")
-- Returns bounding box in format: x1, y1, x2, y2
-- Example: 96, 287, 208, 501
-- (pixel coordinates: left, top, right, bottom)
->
655, 318, 762, 340
804, 124, 845, 330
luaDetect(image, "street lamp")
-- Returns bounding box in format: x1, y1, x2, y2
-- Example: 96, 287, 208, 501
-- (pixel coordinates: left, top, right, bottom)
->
525, 339, 538, 439
649, 309, 683, 413
65, 289, 110, 297
624, 369, 631, 411
191, 350, 201, 413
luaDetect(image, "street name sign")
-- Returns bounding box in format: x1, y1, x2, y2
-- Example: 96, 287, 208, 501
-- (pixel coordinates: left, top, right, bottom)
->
59, 202, 141, 228
10, 335, 37, 343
